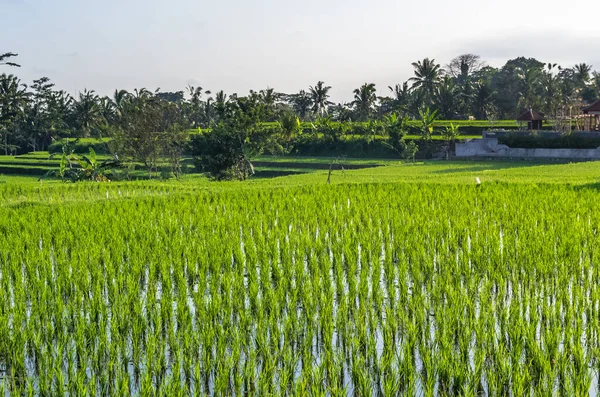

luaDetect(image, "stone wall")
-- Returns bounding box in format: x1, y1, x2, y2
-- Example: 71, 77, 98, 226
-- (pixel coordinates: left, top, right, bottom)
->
456, 138, 600, 159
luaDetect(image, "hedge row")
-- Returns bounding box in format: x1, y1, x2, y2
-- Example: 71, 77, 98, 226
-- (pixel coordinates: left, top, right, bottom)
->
498, 134, 600, 149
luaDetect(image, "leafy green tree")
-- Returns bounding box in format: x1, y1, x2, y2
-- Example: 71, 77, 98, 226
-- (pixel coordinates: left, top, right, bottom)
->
447, 54, 486, 117
22, 77, 55, 151
491, 57, 544, 118
404, 140, 418, 162
314, 117, 349, 144
163, 129, 189, 179
156, 91, 184, 104
112, 92, 186, 177
352, 83, 377, 121
191, 95, 281, 180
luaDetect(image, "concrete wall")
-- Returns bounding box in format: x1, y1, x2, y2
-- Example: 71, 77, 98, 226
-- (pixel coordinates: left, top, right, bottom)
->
456, 138, 600, 159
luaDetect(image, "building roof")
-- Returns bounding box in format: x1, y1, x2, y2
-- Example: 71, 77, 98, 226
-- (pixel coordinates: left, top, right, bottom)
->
517, 109, 544, 121
583, 100, 600, 114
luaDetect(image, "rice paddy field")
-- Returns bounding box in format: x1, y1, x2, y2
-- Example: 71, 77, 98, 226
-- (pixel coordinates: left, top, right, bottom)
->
2, 160, 600, 395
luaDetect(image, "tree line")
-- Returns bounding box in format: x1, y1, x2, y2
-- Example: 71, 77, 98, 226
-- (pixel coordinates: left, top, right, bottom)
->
1, 52, 599, 179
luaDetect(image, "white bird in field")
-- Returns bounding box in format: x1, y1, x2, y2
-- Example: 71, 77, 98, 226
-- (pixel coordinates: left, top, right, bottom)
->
476, 177, 481, 187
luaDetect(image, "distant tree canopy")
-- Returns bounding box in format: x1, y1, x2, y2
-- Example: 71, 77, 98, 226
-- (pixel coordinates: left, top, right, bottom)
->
1, 52, 600, 177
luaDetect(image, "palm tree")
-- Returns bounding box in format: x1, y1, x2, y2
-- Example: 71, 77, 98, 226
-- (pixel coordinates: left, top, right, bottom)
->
133, 88, 152, 100
574, 63, 592, 87
99, 97, 116, 125
409, 58, 443, 107
259, 87, 279, 121
389, 83, 410, 105
0, 53, 20, 67
0, 74, 28, 154
289, 90, 312, 120
214, 90, 228, 120
539, 63, 561, 118
112, 89, 130, 117
186, 85, 211, 127
352, 83, 377, 121
515, 65, 542, 111
472, 81, 493, 120
435, 77, 457, 119
73, 90, 103, 138
309, 81, 333, 117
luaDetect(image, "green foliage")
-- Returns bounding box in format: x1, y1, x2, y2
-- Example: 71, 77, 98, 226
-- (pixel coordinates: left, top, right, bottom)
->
48, 138, 110, 155
313, 117, 349, 144
418, 107, 439, 141
442, 123, 461, 142
382, 113, 410, 157
191, 97, 283, 180
498, 133, 600, 149
404, 140, 418, 162
44, 143, 119, 182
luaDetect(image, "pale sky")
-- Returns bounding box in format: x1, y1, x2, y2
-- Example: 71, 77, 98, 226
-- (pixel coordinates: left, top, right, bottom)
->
2, 0, 600, 103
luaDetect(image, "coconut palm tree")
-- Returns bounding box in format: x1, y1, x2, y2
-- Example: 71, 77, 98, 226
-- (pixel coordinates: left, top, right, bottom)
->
409, 58, 443, 107
309, 81, 333, 117
214, 90, 229, 121
352, 83, 377, 121
186, 85, 211, 127
73, 90, 103, 138
112, 89, 130, 117
435, 77, 457, 119
133, 88, 152, 101
574, 63, 592, 87
389, 82, 410, 106
539, 63, 561, 118
472, 81, 493, 120
0, 73, 28, 154
0, 53, 20, 67
289, 90, 312, 120
515, 65, 542, 111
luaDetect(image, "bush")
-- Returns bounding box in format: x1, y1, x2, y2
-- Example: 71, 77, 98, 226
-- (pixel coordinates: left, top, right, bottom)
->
48, 139, 111, 155
498, 134, 600, 149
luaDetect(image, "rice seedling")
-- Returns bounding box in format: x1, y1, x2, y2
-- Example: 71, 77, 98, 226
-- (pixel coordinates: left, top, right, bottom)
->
0, 180, 599, 395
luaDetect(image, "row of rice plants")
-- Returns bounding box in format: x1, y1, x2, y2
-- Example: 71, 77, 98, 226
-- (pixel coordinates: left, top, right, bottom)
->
0, 182, 598, 395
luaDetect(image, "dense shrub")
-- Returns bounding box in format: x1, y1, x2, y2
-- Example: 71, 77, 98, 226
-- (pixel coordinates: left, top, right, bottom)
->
48, 139, 110, 155
499, 134, 600, 149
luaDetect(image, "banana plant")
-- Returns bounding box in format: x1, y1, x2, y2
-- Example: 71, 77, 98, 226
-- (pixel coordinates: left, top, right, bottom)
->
418, 107, 438, 141
42, 145, 120, 182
